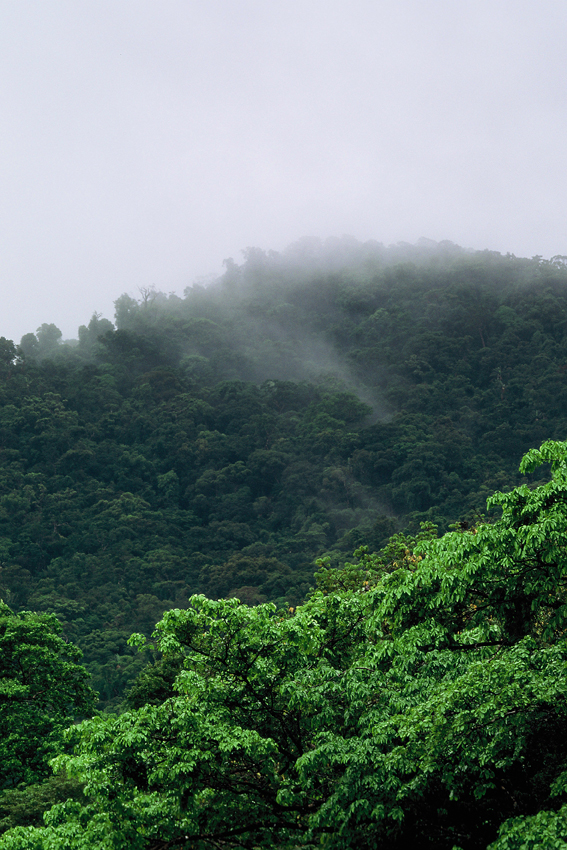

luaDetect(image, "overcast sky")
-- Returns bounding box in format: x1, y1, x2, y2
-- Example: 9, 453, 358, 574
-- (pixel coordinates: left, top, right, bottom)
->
1, 0, 566, 342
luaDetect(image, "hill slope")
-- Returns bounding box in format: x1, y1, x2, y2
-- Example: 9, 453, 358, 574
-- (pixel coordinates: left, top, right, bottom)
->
2, 238, 567, 704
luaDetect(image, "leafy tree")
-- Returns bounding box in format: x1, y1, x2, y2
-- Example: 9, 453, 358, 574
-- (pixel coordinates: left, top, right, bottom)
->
0, 603, 96, 790
77, 314, 114, 353
18, 333, 39, 360
35, 325, 62, 359
0, 339, 16, 373
6, 441, 567, 847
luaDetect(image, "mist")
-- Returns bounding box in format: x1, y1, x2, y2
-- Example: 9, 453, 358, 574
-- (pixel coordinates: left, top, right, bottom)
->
1, 1, 566, 343
41, 236, 542, 423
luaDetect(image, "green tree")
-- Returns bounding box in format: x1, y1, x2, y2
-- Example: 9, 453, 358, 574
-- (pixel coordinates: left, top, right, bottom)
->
35, 325, 62, 359
77, 313, 114, 353
0, 339, 16, 373
18, 333, 39, 360
0, 603, 96, 790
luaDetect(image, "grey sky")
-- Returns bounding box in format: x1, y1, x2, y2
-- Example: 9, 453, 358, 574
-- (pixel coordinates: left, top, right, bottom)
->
1, 0, 566, 343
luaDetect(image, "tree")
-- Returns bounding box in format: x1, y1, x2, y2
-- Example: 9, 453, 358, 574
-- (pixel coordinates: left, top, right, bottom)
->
77, 314, 114, 352
113, 294, 140, 329
35, 325, 62, 358
0, 603, 96, 791
18, 333, 39, 360
0, 339, 16, 372
5, 440, 567, 848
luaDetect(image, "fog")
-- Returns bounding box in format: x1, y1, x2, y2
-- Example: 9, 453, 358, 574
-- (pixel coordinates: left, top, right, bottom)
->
1, 0, 566, 343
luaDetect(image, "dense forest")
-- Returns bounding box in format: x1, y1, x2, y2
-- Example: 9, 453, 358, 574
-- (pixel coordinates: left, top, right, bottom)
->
2, 238, 567, 847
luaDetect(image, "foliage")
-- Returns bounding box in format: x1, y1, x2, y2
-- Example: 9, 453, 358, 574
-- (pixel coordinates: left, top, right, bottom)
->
0, 603, 96, 792
5, 441, 567, 847
3, 240, 567, 708
0, 774, 85, 834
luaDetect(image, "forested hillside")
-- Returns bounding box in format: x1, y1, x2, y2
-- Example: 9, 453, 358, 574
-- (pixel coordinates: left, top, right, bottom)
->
2, 237, 567, 707
3, 238, 567, 847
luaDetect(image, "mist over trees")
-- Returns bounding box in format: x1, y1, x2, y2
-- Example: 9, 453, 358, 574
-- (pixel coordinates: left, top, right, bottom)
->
2, 238, 567, 846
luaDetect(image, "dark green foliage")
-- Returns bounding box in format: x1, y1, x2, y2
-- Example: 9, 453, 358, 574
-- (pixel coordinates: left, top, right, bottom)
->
124, 654, 184, 709
2, 241, 567, 711
0, 774, 85, 834
0, 603, 96, 791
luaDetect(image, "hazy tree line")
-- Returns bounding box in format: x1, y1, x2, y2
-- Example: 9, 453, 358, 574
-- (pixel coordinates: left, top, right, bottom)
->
1, 238, 567, 846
